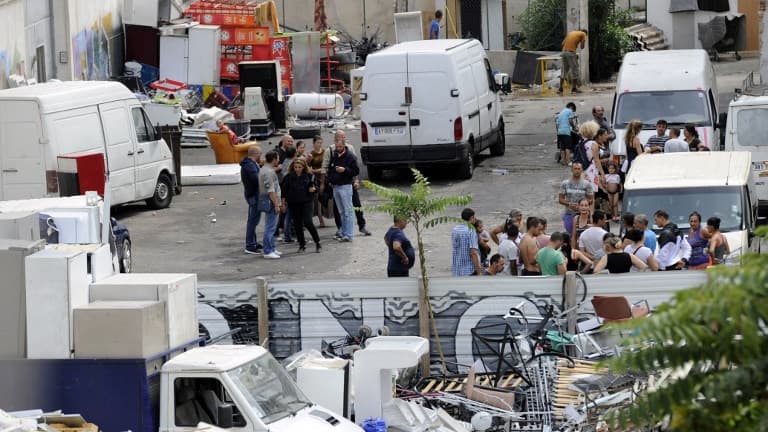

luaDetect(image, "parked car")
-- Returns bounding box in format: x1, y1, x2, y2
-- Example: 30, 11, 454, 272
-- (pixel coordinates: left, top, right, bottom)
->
111, 217, 132, 273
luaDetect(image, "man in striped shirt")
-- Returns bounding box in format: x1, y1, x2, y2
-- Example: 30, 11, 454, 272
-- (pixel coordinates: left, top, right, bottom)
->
644, 119, 669, 154
452, 208, 484, 276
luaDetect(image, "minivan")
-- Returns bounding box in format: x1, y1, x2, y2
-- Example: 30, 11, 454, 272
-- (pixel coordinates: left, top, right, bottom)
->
623, 151, 760, 263
360, 39, 505, 179
610, 50, 720, 159
0, 81, 176, 208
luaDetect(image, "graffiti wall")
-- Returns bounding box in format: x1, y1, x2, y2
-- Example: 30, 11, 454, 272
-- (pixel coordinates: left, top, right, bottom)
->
71, 14, 113, 80
0, 0, 27, 88
197, 272, 706, 370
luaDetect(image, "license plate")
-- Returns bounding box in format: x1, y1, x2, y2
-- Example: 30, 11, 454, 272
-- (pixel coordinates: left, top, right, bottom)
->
374, 127, 405, 135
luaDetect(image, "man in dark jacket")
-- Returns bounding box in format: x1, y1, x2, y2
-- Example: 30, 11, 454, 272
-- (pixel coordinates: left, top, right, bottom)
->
328, 137, 360, 242
241, 145, 263, 254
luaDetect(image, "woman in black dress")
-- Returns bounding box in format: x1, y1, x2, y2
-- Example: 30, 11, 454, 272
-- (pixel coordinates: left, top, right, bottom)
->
281, 159, 321, 253
593, 235, 647, 274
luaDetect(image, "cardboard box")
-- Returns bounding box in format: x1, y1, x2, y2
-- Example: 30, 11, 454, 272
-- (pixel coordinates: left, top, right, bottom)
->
89, 273, 199, 347
74, 301, 168, 358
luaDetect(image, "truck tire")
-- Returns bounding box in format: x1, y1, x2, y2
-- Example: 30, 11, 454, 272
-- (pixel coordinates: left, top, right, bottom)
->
490, 126, 506, 156
146, 173, 173, 209
458, 149, 474, 179
366, 165, 383, 181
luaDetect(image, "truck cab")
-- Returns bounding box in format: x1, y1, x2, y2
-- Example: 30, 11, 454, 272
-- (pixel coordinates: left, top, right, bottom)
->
721, 74, 768, 218
160, 345, 361, 432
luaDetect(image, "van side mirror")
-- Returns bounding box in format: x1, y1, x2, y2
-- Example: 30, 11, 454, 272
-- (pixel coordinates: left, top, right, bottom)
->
217, 403, 234, 428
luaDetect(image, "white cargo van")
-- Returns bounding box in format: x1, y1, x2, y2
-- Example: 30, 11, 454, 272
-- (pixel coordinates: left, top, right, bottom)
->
610, 50, 720, 158
623, 152, 760, 263
360, 39, 505, 179
720, 72, 768, 216
0, 81, 176, 208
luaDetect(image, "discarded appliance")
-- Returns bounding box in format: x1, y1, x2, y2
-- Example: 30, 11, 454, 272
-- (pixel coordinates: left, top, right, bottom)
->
239, 60, 286, 130
287, 92, 345, 119
352, 336, 429, 425
243, 87, 275, 137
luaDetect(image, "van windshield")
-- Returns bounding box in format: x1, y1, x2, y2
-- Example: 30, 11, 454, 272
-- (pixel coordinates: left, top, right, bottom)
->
623, 186, 745, 232
615, 90, 710, 127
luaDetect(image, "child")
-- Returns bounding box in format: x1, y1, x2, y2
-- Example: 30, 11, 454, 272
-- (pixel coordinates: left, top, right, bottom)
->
602, 162, 622, 221
475, 219, 492, 267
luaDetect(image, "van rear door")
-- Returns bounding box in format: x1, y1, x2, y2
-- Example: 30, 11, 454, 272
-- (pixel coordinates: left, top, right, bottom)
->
98, 101, 136, 204
407, 53, 455, 161
363, 54, 411, 161
0, 100, 45, 200
731, 106, 768, 205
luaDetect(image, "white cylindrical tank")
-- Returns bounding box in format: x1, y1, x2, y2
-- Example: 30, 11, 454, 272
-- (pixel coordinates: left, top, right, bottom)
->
287, 93, 345, 119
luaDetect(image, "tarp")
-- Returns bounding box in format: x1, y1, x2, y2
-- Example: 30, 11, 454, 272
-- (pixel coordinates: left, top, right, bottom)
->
698, 14, 746, 51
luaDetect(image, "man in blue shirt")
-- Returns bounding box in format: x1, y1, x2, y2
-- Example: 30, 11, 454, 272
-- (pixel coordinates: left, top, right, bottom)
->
429, 10, 443, 39
555, 102, 577, 165
634, 213, 658, 252
452, 208, 483, 276
384, 216, 414, 277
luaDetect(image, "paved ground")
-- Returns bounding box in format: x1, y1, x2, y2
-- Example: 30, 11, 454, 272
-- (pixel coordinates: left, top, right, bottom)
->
115, 57, 757, 281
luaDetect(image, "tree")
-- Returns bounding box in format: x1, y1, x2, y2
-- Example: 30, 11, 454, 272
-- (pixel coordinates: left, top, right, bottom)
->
606, 228, 768, 431
363, 169, 472, 371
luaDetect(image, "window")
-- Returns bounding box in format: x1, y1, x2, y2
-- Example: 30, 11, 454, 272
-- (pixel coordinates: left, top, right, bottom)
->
483, 59, 495, 92
736, 108, 768, 147
174, 377, 247, 428
615, 90, 710, 127
131, 107, 157, 142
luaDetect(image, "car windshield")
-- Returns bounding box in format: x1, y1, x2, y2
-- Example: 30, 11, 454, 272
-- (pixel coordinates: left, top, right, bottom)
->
623, 186, 745, 232
615, 90, 710, 127
226, 354, 312, 424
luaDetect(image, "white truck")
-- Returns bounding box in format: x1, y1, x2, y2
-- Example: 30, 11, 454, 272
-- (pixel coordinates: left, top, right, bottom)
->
720, 71, 768, 219
0, 344, 362, 432
0, 81, 176, 209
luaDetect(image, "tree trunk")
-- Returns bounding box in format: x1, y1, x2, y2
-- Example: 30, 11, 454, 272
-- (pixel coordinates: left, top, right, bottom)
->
414, 223, 447, 374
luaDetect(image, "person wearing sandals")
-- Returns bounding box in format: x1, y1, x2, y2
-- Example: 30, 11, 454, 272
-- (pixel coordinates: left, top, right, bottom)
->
281, 159, 322, 253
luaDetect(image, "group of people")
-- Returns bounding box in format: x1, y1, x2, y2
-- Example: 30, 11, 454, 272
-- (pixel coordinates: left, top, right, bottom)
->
449, 205, 730, 277
240, 130, 372, 259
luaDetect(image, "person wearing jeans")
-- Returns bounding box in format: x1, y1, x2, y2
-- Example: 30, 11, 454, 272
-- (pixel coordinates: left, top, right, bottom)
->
240, 145, 263, 254
327, 138, 360, 242
259, 150, 283, 259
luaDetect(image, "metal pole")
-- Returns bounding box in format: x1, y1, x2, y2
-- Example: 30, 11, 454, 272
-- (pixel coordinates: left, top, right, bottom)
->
362, 0, 367, 37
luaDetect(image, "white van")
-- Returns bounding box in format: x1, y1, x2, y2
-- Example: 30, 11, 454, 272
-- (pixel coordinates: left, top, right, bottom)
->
360, 39, 505, 179
720, 78, 768, 216
0, 81, 176, 208
623, 152, 759, 262
610, 50, 720, 158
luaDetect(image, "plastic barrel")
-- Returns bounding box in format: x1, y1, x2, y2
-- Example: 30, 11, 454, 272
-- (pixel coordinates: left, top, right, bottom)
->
286, 93, 345, 119
361, 418, 386, 432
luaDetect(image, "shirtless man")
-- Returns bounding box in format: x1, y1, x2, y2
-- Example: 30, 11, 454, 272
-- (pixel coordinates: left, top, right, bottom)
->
520, 217, 543, 276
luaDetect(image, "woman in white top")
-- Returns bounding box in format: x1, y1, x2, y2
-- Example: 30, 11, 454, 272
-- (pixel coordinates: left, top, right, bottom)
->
578, 120, 606, 194
623, 228, 659, 271
498, 224, 520, 275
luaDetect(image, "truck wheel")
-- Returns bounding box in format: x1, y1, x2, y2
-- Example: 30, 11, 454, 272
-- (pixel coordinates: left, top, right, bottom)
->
458, 150, 474, 179
119, 239, 132, 273
490, 127, 506, 156
367, 165, 383, 181
146, 173, 173, 209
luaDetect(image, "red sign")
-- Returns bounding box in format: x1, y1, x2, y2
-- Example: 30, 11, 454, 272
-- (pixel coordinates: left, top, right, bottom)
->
233, 27, 270, 45
191, 13, 257, 27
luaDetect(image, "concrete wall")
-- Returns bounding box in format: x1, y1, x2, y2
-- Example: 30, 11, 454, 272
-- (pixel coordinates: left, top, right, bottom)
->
0, 0, 28, 88
24, 0, 53, 82
64, 0, 125, 80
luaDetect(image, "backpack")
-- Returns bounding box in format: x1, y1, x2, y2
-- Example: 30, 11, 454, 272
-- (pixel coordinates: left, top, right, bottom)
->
572, 138, 591, 168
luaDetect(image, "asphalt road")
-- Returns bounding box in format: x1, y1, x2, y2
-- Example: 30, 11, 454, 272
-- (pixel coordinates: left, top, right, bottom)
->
115, 57, 756, 281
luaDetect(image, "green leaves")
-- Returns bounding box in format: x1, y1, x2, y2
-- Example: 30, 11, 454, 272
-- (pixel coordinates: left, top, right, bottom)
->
605, 232, 768, 431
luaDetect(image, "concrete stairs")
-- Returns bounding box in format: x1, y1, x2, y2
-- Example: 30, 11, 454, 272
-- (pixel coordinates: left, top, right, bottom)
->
625, 23, 669, 51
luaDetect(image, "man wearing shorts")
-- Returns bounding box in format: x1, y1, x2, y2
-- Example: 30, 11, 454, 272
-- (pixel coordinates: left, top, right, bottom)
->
555, 102, 577, 165
560, 29, 587, 93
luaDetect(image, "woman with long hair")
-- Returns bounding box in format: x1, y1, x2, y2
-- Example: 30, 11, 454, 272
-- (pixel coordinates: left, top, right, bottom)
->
578, 120, 605, 194
281, 159, 322, 253
684, 124, 704, 151
624, 119, 644, 171
571, 197, 591, 249
686, 211, 710, 269
624, 228, 659, 271
308, 135, 327, 228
